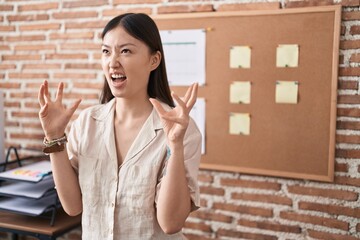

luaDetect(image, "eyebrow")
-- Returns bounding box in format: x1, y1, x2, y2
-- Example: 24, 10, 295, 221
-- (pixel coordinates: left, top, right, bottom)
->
101, 43, 136, 48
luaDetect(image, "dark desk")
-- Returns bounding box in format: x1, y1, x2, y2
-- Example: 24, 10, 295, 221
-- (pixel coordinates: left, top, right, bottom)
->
0, 209, 81, 240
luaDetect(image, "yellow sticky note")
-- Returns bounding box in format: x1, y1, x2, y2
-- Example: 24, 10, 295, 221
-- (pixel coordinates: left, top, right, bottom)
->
275, 81, 298, 104
230, 81, 251, 104
276, 44, 299, 67
230, 46, 251, 68
229, 113, 250, 135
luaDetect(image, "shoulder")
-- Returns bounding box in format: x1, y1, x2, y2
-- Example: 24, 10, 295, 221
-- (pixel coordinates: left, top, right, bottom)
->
76, 99, 115, 122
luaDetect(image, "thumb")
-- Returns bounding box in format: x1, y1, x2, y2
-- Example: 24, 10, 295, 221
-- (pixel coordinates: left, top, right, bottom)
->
67, 99, 82, 117
39, 103, 48, 118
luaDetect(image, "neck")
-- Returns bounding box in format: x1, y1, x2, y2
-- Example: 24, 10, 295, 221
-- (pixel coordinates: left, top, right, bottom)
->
114, 96, 153, 123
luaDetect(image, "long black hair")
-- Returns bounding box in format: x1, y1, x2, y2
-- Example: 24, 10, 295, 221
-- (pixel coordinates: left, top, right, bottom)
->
100, 13, 174, 107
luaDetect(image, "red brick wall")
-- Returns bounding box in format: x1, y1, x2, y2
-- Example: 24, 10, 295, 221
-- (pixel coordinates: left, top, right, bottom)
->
1, 0, 360, 240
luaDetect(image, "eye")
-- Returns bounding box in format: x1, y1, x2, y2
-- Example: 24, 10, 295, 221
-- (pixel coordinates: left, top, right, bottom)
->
102, 49, 109, 54
121, 49, 130, 54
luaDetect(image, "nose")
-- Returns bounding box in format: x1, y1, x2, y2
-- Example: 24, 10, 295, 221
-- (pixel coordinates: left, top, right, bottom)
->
109, 53, 120, 69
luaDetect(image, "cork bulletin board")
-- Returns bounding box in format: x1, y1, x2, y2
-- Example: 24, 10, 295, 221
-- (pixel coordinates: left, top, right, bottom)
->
154, 5, 341, 182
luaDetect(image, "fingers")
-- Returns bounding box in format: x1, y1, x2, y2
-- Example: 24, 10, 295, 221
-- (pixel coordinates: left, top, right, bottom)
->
38, 83, 45, 107
171, 92, 186, 108
186, 83, 198, 110
183, 83, 194, 103
55, 82, 64, 103
67, 99, 82, 117
43, 80, 51, 103
149, 98, 167, 116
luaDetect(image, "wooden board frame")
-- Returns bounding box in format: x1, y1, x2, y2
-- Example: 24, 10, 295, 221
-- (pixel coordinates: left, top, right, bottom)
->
154, 5, 341, 182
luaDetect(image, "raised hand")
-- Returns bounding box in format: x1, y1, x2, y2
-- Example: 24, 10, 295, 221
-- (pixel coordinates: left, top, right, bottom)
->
150, 83, 198, 145
38, 80, 81, 140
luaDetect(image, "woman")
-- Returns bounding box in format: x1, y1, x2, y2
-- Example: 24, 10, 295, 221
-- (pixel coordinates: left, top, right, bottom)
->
38, 13, 201, 239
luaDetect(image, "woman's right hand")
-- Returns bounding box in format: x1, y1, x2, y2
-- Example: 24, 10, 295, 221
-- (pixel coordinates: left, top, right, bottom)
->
38, 80, 81, 140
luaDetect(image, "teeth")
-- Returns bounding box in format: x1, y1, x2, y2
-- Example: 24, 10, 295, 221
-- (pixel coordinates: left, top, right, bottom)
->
111, 74, 126, 79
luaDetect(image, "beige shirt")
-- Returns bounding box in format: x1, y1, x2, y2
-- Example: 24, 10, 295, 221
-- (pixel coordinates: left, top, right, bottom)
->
67, 98, 201, 240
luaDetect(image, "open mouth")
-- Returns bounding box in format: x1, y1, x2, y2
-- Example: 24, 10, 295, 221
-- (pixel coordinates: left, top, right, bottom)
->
111, 74, 127, 82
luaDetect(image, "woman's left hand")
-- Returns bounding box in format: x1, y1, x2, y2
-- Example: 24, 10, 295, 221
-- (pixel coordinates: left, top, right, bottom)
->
150, 83, 198, 145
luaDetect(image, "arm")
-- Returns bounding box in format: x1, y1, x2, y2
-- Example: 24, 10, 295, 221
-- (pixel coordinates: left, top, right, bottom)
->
38, 80, 82, 216
150, 83, 199, 234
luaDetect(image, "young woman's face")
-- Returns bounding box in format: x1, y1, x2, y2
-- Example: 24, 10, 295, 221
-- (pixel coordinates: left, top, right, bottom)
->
101, 26, 160, 100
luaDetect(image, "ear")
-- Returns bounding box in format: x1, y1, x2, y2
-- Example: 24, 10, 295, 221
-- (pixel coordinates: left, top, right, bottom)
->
150, 51, 161, 71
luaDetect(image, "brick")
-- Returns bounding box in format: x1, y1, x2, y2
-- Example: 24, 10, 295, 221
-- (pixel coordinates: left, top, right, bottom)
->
337, 95, 360, 104
2, 55, 41, 61
11, 112, 39, 118
213, 202, 273, 217
63, 0, 108, 8
350, 25, 360, 35
287, 185, 357, 201
0, 5, 14, 11
280, 211, 349, 230
60, 43, 100, 50
336, 134, 360, 144
189, 210, 232, 223
341, 26, 346, 36
54, 73, 96, 79
0, 45, 10, 51
50, 32, 94, 40
183, 221, 211, 233
340, 40, 360, 49
114, 0, 161, 3
342, 11, 360, 21
65, 63, 101, 70
53, 11, 97, 19
335, 162, 348, 172
0, 83, 20, 88
0, 64, 16, 70
18, 3, 58, 11
200, 186, 225, 196
23, 64, 61, 70
72, 82, 103, 89
158, 4, 214, 14
102, 8, 152, 16
65, 21, 108, 30
10, 133, 44, 140
335, 176, 360, 187
198, 173, 213, 183
5, 121, 20, 127
341, 0, 360, 7
14, 44, 56, 51
337, 121, 360, 130
299, 201, 360, 218
20, 23, 60, 31
357, 223, 360, 232
4, 102, 20, 108
220, 178, 281, 191
9, 73, 49, 79
183, 234, 212, 240
350, 53, 360, 63
284, 0, 334, 8
217, 2, 279, 11
45, 54, 88, 60
339, 67, 360, 77
238, 219, 301, 233
308, 230, 359, 240
7, 14, 49, 22
343, 148, 356, 162
6, 35, 45, 42
24, 102, 41, 109
22, 122, 42, 129
0, 26, 15, 31
338, 80, 358, 90
63, 93, 99, 99
217, 228, 277, 240
231, 192, 292, 206
337, 108, 360, 117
